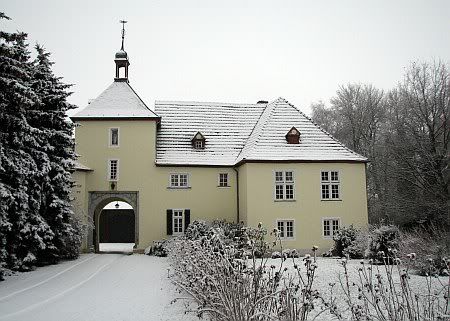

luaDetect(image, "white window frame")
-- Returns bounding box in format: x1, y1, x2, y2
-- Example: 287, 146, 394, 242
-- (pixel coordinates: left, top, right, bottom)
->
194, 140, 204, 149
322, 217, 341, 239
276, 219, 296, 240
109, 127, 120, 147
320, 170, 340, 200
169, 173, 190, 188
108, 159, 119, 181
274, 170, 295, 201
218, 173, 229, 187
172, 209, 185, 235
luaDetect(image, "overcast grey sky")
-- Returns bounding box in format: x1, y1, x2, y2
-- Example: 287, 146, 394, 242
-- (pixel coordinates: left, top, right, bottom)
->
3, 0, 450, 115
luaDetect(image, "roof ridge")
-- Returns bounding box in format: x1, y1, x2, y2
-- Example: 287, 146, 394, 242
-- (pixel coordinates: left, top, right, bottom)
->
235, 99, 278, 162
155, 100, 262, 107
126, 82, 159, 116
281, 98, 367, 160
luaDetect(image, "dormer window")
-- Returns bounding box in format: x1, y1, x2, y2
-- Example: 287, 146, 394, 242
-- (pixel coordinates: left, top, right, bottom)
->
285, 127, 300, 144
192, 132, 205, 149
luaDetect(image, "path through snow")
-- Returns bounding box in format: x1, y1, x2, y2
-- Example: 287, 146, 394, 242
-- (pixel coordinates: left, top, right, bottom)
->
0, 254, 198, 321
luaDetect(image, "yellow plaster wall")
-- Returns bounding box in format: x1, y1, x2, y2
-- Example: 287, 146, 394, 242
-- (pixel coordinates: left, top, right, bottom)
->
72, 120, 368, 252
237, 164, 248, 224
242, 163, 368, 253
73, 120, 237, 249
71, 170, 89, 249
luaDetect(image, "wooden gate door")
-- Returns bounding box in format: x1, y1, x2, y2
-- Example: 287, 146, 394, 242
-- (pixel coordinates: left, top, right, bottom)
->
99, 209, 135, 243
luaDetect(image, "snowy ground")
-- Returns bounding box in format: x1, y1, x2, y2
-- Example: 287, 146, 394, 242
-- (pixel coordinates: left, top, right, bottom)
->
98, 243, 134, 253
1, 255, 446, 321
0, 254, 198, 321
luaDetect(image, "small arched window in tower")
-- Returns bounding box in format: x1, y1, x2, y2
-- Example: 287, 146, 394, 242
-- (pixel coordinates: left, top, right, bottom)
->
192, 132, 205, 149
285, 127, 300, 144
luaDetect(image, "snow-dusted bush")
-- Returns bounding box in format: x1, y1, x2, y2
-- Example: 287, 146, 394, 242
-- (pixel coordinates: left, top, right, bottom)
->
332, 225, 366, 259
169, 223, 322, 321
146, 240, 169, 257
399, 225, 450, 276
327, 254, 450, 320
365, 224, 400, 263
184, 220, 209, 240
282, 248, 299, 258
271, 251, 282, 259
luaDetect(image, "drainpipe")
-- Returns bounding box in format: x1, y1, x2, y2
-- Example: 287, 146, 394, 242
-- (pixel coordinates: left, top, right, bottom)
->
233, 167, 240, 223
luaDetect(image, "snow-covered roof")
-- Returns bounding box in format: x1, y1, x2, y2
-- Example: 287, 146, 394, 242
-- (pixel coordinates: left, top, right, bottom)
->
155, 98, 367, 166
71, 81, 159, 120
74, 161, 92, 171
155, 101, 266, 166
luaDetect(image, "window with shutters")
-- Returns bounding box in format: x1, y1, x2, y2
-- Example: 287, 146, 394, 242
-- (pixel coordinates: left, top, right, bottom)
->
109, 128, 119, 147
322, 218, 340, 238
321, 170, 340, 200
276, 220, 295, 240
166, 209, 191, 236
108, 159, 119, 181
274, 170, 295, 201
169, 173, 190, 188
173, 210, 184, 235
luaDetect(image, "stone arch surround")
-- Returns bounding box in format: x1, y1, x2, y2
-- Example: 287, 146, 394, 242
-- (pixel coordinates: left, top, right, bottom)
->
88, 191, 139, 251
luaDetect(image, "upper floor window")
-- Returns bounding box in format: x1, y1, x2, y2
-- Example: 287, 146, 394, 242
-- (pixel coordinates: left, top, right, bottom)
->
323, 218, 340, 238
191, 131, 205, 150
218, 173, 229, 187
285, 127, 300, 144
169, 173, 189, 188
321, 170, 340, 200
274, 171, 295, 200
277, 220, 295, 239
108, 159, 119, 181
109, 128, 119, 147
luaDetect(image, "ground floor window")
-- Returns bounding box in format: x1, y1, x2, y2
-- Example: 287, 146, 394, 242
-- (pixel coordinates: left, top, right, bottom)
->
276, 220, 295, 239
323, 218, 340, 238
166, 209, 191, 235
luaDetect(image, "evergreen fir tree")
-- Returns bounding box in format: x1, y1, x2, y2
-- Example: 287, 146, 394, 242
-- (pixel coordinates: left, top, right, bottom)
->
0, 12, 52, 273
31, 45, 81, 262
0, 13, 81, 277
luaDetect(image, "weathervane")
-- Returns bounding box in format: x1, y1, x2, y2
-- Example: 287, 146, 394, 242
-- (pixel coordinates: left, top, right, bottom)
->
120, 20, 127, 51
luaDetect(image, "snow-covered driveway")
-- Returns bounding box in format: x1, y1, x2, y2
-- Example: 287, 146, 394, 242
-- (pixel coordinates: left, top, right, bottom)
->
0, 254, 197, 321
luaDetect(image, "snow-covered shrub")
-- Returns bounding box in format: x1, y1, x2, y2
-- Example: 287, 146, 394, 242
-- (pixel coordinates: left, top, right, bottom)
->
184, 220, 209, 240
399, 225, 450, 276
147, 240, 169, 257
365, 224, 400, 264
328, 255, 449, 320
271, 251, 282, 259
169, 224, 323, 321
332, 225, 366, 259
281, 248, 299, 258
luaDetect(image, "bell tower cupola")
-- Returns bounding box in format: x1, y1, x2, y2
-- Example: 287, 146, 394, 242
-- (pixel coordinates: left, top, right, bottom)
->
114, 20, 130, 82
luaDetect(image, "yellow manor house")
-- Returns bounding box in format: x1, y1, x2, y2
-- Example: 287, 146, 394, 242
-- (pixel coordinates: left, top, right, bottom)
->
70, 44, 368, 254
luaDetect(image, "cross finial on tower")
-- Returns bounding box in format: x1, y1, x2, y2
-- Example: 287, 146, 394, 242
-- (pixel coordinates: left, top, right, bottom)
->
120, 20, 127, 50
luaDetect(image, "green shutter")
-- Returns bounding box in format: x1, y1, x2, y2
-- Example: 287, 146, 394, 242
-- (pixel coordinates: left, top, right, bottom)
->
184, 209, 191, 231
166, 209, 173, 235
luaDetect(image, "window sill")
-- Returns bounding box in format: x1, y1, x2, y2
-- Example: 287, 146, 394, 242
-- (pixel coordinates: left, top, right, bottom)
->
321, 199, 342, 202
274, 199, 296, 202
108, 145, 120, 148
279, 237, 296, 241
217, 186, 230, 188
167, 186, 191, 190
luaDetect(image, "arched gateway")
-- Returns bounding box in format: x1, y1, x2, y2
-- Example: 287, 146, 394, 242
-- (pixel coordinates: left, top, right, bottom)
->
88, 191, 139, 252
